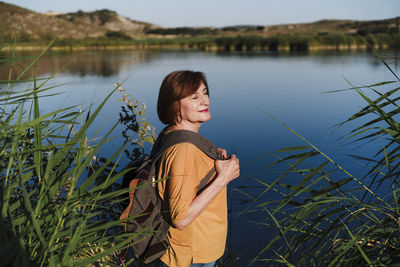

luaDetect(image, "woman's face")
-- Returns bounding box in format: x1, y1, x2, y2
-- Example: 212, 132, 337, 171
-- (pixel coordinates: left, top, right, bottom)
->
178, 82, 210, 127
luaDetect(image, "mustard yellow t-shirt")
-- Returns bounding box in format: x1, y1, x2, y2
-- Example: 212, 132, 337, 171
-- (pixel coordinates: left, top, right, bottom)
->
157, 142, 228, 267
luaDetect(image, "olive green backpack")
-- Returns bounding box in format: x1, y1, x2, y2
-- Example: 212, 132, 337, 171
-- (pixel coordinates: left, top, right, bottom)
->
120, 128, 224, 264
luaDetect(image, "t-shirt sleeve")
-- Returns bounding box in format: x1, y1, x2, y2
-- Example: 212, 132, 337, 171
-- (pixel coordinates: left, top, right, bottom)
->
161, 143, 201, 225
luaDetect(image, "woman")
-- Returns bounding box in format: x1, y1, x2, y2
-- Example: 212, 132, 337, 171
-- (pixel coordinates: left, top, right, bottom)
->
156, 70, 240, 267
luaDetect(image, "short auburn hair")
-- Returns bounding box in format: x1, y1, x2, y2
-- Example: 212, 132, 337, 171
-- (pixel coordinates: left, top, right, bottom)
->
157, 70, 209, 125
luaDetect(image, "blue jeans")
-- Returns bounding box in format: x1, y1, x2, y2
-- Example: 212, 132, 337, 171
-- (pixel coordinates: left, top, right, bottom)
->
160, 260, 216, 267
190, 261, 216, 267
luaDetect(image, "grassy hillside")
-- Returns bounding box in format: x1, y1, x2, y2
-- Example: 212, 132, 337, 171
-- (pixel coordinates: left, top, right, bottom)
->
145, 18, 399, 37
142, 18, 400, 51
1, 1, 399, 51
0, 1, 156, 43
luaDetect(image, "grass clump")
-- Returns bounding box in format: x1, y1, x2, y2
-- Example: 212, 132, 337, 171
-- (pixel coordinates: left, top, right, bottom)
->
245, 48, 400, 266
0, 40, 153, 266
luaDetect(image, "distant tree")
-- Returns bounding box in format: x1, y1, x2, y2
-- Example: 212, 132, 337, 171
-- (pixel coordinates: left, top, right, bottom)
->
106, 31, 131, 40
95, 9, 115, 25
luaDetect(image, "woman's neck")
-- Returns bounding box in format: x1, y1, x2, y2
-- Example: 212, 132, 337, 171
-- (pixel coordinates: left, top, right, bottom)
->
169, 122, 201, 133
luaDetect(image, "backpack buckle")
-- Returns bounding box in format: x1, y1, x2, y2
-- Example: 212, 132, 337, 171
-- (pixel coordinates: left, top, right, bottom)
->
152, 176, 156, 187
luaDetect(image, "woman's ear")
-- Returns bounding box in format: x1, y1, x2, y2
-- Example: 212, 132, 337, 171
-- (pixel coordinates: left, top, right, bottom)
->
174, 112, 181, 124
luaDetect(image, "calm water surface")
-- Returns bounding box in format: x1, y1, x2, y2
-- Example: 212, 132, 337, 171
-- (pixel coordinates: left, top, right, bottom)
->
2, 49, 399, 265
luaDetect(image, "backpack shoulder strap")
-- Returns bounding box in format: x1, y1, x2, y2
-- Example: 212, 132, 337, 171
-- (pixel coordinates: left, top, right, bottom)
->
151, 128, 223, 161
149, 127, 225, 191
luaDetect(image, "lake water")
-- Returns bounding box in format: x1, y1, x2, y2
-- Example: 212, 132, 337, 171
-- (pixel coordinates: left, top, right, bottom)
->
2, 48, 399, 265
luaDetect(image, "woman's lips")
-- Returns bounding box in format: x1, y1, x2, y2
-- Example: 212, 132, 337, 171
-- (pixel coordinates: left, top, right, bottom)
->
199, 109, 209, 112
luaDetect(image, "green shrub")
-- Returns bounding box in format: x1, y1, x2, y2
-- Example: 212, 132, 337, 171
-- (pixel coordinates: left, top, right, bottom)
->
106, 31, 132, 40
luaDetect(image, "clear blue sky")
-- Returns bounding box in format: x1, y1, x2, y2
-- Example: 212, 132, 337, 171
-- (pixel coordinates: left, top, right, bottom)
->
7, 0, 400, 27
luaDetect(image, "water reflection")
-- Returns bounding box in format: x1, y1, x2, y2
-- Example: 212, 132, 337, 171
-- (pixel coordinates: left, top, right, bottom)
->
0, 49, 162, 81
214, 49, 399, 68
1, 49, 399, 82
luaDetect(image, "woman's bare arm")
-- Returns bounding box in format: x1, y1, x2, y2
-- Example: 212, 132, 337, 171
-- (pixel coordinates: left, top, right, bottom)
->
173, 154, 240, 230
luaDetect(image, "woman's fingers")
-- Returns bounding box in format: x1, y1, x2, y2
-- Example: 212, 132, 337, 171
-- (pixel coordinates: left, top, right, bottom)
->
229, 154, 240, 178
215, 154, 240, 185
217, 147, 228, 159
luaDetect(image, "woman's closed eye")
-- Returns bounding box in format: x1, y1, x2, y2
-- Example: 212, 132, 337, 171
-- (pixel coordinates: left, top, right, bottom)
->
191, 88, 208, 100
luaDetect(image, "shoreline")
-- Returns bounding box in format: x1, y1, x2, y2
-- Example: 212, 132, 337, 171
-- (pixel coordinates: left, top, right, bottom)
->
2, 43, 389, 52
2, 33, 398, 52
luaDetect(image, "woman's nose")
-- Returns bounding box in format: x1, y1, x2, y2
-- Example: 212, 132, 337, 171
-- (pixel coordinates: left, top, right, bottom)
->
201, 94, 209, 105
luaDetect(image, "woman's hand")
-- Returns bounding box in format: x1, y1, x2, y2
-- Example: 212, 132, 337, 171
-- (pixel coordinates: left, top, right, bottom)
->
217, 147, 228, 159
214, 154, 240, 186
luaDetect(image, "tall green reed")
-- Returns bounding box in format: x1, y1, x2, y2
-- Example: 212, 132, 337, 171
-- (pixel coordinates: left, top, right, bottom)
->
0, 41, 153, 266
245, 50, 400, 266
